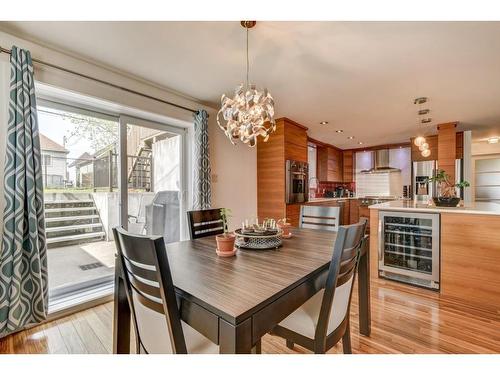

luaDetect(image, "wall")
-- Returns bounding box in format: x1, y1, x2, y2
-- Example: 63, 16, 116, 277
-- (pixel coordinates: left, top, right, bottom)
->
0, 30, 257, 234
209, 118, 257, 230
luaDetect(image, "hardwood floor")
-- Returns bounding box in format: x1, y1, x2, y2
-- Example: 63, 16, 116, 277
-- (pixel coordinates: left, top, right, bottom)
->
1, 277, 500, 354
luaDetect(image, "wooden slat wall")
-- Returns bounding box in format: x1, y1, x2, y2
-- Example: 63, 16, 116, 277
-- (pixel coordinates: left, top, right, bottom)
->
437, 122, 458, 182
257, 118, 309, 223
257, 118, 286, 221
441, 213, 500, 311
369, 209, 379, 277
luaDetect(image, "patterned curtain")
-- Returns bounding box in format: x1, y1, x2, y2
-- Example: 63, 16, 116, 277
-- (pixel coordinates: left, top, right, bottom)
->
192, 110, 212, 209
0, 46, 48, 337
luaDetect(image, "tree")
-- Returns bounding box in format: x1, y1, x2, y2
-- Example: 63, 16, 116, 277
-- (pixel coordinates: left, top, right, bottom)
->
63, 112, 118, 152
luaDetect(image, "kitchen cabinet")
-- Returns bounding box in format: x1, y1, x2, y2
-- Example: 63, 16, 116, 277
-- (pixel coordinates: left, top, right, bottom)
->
342, 150, 354, 182
285, 204, 301, 227
317, 146, 343, 182
349, 198, 360, 224
257, 118, 308, 222
305, 199, 351, 226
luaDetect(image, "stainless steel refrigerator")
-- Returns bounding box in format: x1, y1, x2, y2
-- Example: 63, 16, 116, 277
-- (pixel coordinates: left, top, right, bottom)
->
412, 159, 463, 201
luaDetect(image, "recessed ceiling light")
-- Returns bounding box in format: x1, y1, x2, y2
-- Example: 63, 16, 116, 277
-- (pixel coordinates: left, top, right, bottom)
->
336, 130, 343, 133
319, 121, 329, 125
358, 142, 363, 145
488, 137, 499, 144
347, 136, 355, 140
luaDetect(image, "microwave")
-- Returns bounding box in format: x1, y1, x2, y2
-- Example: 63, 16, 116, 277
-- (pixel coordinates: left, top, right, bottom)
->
286, 160, 309, 204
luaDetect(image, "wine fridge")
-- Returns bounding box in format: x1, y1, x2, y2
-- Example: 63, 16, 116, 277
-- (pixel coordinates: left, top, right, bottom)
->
378, 211, 440, 290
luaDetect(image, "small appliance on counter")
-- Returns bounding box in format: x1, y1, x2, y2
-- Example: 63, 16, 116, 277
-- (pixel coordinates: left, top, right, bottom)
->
286, 160, 309, 204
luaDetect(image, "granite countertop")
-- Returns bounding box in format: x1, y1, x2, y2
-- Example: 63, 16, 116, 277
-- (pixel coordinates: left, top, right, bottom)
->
369, 200, 500, 216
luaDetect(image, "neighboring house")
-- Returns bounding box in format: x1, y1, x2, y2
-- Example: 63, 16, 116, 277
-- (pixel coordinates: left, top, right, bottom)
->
69, 144, 118, 189
68, 152, 93, 188
40, 134, 69, 188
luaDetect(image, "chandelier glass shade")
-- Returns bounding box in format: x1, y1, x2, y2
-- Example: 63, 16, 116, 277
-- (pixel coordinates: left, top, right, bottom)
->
217, 84, 276, 147
217, 21, 276, 147
414, 136, 426, 147
413, 98, 432, 158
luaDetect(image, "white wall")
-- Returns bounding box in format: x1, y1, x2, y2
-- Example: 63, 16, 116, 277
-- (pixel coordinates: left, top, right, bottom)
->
0, 30, 258, 233
208, 118, 257, 231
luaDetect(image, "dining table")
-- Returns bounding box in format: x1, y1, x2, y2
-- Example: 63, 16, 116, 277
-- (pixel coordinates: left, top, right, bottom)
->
113, 227, 371, 354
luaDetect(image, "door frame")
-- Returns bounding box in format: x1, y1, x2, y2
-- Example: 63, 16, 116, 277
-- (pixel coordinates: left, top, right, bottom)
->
118, 115, 189, 239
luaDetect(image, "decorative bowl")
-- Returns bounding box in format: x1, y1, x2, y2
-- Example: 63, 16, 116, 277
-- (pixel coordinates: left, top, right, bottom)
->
234, 228, 283, 250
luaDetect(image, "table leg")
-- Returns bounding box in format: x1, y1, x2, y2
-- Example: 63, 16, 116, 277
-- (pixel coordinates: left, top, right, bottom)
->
113, 257, 131, 354
357, 244, 371, 336
219, 318, 253, 354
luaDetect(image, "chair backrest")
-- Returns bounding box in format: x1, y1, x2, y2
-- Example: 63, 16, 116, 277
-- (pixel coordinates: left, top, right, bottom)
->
315, 220, 367, 343
113, 227, 187, 354
300, 205, 340, 231
187, 208, 224, 239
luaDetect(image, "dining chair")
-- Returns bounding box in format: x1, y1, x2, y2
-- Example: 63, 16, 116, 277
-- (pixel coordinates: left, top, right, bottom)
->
112, 227, 218, 354
187, 208, 224, 239
300, 205, 341, 231
271, 220, 367, 354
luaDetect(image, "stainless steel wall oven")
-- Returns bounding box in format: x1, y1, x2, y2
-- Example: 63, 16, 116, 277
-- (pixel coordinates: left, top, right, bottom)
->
286, 160, 309, 204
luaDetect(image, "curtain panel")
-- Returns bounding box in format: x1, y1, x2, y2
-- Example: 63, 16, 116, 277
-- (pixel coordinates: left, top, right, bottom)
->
192, 110, 212, 209
0, 46, 48, 337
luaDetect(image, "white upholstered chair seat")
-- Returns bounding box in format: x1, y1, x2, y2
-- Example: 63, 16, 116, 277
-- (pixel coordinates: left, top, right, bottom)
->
133, 292, 218, 354
278, 276, 354, 339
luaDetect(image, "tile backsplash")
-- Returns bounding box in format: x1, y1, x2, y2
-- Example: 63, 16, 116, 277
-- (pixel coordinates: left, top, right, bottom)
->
309, 181, 356, 198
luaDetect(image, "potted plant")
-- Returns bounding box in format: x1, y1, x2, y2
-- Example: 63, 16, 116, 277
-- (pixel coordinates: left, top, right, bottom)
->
427, 169, 470, 207
216, 208, 236, 253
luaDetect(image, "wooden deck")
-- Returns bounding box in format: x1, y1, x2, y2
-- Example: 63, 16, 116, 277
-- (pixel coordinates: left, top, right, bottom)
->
1, 277, 500, 354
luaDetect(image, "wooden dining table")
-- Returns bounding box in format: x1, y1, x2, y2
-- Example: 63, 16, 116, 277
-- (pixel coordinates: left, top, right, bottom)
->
113, 227, 371, 354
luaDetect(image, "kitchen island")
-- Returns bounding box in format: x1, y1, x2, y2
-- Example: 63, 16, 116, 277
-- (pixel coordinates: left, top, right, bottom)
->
369, 200, 500, 311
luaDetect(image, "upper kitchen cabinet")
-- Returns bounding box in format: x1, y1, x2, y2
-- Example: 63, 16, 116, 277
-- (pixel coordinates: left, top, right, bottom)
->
342, 150, 354, 182
317, 145, 343, 182
284, 119, 308, 162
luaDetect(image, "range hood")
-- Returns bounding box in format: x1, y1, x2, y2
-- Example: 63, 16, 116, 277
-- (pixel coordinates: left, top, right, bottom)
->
361, 149, 401, 174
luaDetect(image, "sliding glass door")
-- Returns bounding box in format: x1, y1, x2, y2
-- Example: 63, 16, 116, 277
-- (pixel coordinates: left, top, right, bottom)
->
119, 116, 188, 243
37, 100, 120, 311
37, 97, 189, 314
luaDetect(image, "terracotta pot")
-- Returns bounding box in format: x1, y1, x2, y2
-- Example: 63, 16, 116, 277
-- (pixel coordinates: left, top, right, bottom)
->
278, 223, 292, 236
216, 233, 236, 252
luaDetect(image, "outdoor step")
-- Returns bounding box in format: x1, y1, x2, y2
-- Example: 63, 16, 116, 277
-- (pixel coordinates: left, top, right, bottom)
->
45, 207, 97, 213
47, 231, 106, 244
46, 223, 103, 233
45, 199, 94, 205
45, 214, 100, 223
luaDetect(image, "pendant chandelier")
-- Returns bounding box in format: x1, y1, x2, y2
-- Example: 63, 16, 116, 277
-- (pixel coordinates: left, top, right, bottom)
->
217, 21, 276, 147
413, 97, 432, 158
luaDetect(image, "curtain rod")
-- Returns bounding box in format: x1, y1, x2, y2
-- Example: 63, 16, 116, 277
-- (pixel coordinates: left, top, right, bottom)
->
0, 46, 199, 115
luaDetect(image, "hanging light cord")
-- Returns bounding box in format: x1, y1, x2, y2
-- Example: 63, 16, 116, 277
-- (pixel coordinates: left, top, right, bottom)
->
246, 26, 250, 89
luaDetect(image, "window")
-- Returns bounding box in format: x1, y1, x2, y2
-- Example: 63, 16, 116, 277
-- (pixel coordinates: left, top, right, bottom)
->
42, 153, 52, 166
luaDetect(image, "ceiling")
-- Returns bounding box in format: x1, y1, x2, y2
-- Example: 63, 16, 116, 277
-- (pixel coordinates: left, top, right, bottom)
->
2, 21, 500, 149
